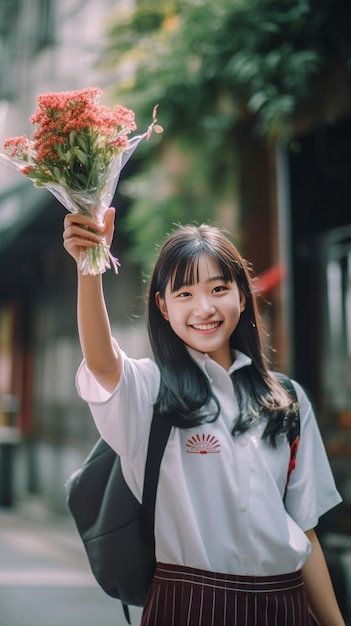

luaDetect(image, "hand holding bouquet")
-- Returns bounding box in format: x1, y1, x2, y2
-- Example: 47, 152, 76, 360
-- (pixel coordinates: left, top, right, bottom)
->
1, 88, 162, 274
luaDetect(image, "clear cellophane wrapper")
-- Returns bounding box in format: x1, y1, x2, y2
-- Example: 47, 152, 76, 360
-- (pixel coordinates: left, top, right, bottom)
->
0, 134, 145, 275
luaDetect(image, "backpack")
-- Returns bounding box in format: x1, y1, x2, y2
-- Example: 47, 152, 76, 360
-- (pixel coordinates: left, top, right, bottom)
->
66, 410, 171, 624
66, 374, 299, 624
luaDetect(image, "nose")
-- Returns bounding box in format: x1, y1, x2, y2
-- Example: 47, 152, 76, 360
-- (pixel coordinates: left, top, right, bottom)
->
193, 295, 216, 318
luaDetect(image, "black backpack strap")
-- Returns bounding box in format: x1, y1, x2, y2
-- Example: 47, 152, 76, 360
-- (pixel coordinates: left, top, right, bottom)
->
274, 372, 300, 499
140, 410, 172, 546
122, 412, 171, 624
122, 603, 131, 625
274, 372, 300, 444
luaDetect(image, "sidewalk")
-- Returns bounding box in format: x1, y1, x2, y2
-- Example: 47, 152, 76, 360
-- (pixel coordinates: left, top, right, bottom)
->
0, 498, 142, 626
1, 498, 350, 625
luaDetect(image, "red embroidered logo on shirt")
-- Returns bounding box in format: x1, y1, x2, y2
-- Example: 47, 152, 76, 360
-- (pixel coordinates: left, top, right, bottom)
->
186, 434, 221, 454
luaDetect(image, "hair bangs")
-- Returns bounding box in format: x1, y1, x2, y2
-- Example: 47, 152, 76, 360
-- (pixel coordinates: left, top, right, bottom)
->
170, 245, 240, 293
170, 254, 200, 292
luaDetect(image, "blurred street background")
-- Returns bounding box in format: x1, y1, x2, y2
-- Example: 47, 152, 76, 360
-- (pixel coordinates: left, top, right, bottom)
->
0, 497, 143, 626
0, 0, 350, 624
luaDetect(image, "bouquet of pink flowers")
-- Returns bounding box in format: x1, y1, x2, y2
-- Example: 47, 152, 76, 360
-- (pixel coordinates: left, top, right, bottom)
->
0, 88, 162, 275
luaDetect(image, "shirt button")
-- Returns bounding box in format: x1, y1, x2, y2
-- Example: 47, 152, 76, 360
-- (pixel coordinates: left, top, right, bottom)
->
239, 504, 248, 513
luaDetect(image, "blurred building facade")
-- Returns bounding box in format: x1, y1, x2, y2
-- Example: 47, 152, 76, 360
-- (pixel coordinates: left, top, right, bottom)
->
0, 0, 350, 541
0, 0, 150, 511
236, 112, 351, 538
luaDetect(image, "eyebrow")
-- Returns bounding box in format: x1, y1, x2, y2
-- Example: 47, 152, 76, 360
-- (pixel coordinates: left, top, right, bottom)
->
206, 275, 227, 283
174, 275, 227, 290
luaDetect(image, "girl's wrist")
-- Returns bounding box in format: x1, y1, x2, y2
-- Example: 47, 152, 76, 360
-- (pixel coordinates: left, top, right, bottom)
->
77, 267, 103, 283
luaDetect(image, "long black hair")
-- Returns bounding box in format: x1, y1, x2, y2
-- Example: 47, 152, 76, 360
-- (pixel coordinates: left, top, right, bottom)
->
147, 224, 298, 445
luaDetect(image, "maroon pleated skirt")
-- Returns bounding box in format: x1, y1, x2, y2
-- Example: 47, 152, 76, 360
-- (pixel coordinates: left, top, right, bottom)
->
141, 563, 311, 626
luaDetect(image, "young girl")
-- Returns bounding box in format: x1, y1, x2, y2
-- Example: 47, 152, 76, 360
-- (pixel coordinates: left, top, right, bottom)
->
63, 208, 345, 626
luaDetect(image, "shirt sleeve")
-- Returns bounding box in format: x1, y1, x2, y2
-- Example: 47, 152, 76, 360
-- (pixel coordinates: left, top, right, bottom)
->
284, 380, 342, 531
75, 350, 160, 459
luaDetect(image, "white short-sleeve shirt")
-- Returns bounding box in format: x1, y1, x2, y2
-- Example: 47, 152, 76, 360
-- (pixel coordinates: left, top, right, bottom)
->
76, 348, 342, 576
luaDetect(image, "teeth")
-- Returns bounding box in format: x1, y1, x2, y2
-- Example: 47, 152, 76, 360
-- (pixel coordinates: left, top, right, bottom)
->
192, 322, 220, 330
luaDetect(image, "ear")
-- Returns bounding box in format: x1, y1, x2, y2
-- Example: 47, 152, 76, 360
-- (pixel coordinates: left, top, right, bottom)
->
155, 291, 169, 321
239, 290, 246, 313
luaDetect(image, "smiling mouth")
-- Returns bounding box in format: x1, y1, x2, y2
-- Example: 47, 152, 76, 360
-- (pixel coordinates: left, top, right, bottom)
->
191, 322, 222, 331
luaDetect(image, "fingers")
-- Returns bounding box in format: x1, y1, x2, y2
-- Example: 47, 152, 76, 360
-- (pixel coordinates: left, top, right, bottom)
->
63, 214, 100, 263
102, 207, 116, 246
63, 208, 116, 261
63, 212, 103, 233
104, 207, 116, 229
63, 219, 100, 246
63, 208, 116, 233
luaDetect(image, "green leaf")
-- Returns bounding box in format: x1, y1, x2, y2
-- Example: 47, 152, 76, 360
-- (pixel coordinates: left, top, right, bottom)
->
247, 91, 268, 113
69, 131, 76, 148
77, 136, 88, 152
74, 147, 88, 166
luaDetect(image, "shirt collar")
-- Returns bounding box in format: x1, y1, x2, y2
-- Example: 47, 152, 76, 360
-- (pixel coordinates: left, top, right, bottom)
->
186, 346, 252, 377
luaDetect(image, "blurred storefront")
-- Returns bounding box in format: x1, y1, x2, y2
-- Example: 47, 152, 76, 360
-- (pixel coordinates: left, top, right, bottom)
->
288, 116, 351, 542
0, 0, 349, 531
0, 0, 147, 512
0, 0, 349, 619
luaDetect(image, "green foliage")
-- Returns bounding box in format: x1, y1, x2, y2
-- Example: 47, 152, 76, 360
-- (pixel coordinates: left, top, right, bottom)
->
99, 0, 351, 266
119, 139, 231, 271
102, 0, 351, 139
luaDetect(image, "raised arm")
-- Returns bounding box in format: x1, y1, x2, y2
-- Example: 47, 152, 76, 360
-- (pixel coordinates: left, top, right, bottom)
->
63, 207, 122, 392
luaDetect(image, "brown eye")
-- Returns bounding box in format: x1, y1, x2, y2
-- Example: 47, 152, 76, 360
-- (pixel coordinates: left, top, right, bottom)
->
177, 291, 191, 298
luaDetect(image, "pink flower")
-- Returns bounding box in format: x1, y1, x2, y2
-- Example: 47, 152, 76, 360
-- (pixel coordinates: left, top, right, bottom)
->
1, 87, 163, 275
3, 136, 30, 160
108, 136, 129, 149
20, 165, 36, 176
3, 87, 141, 189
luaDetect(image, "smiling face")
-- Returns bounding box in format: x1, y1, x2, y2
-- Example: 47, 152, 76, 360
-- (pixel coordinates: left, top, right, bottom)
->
156, 254, 246, 370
